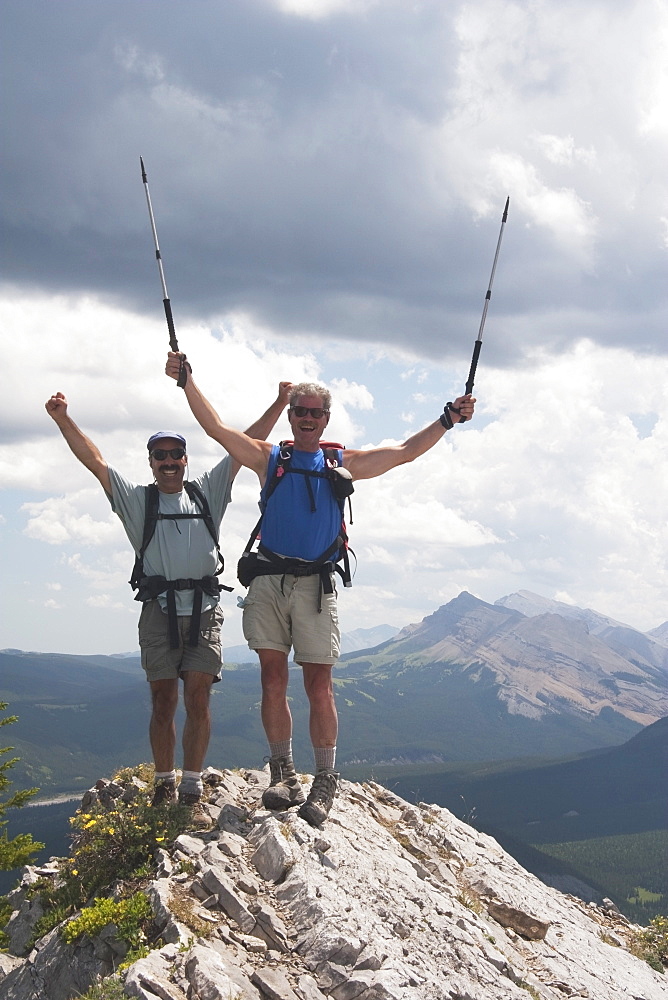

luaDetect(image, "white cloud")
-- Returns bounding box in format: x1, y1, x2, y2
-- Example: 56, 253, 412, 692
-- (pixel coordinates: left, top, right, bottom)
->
533, 133, 597, 170
3, 0, 668, 652
85, 594, 127, 610
270, 0, 380, 19
329, 379, 374, 411
489, 152, 598, 262
22, 492, 122, 547
3, 290, 668, 650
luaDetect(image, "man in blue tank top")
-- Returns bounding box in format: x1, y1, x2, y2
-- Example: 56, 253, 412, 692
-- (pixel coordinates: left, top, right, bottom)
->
167, 353, 476, 826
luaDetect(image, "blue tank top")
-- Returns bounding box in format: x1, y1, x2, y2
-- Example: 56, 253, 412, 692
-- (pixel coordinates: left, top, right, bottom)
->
259, 446, 342, 560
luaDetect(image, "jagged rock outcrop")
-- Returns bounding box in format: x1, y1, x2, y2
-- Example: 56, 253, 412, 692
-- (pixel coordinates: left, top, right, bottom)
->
1, 767, 664, 1000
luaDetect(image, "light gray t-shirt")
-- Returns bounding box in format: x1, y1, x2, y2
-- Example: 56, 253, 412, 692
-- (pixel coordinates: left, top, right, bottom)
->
108, 457, 233, 616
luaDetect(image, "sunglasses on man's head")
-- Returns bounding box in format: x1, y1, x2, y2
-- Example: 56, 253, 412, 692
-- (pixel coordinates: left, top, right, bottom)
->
290, 405, 329, 419
150, 448, 186, 461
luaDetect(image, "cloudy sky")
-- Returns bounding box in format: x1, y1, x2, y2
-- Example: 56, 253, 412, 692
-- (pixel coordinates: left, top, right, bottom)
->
2, 0, 668, 655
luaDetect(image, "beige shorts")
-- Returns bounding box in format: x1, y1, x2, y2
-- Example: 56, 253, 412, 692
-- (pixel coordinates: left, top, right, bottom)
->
138, 599, 223, 682
242, 573, 340, 665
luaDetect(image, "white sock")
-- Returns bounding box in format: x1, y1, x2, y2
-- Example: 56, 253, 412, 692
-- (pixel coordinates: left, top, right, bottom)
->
179, 770, 203, 796
154, 770, 177, 784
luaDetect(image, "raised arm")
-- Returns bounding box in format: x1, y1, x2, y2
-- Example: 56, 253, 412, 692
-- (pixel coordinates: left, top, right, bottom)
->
343, 394, 475, 481
242, 380, 292, 439
231, 380, 291, 478
44, 392, 112, 494
166, 353, 273, 481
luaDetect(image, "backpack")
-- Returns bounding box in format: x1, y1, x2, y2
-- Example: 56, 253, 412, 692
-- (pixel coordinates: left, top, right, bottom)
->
129, 481, 231, 649
237, 442, 355, 609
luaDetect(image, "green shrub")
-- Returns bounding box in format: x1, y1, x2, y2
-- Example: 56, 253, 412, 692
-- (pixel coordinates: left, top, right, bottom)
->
25, 765, 192, 952
0, 703, 44, 873
629, 914, 668, 973
61, 892, 151, 949
64, 771, 189, 902
77, 976, 126, 1000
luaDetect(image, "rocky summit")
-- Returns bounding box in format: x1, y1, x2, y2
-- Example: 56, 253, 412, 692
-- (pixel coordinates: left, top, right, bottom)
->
1, 767, 664, 1000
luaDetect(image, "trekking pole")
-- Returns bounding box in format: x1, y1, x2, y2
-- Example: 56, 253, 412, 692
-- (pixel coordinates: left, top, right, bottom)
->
463, 196, 509, 401
140, 157, 188, 388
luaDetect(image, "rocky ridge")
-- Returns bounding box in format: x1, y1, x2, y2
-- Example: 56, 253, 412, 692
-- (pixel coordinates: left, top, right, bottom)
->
1, 767, 664, 1000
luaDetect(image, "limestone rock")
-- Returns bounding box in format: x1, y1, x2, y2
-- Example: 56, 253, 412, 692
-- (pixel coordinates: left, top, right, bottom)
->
2, 769, 665, 1000
487, 900, 551, 940
251, 965, 300, 1000
249, 816, 297, 882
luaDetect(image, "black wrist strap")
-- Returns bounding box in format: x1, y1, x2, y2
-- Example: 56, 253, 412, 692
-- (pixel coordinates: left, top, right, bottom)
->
177, 356, 192, 389
440, 406, 454, 431
447, 401, 464, 423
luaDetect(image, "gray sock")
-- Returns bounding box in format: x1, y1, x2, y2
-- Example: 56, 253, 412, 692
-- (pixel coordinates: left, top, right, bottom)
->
179, 770, 203, 797
314, 746, 336, 772
269, 739, 293, 761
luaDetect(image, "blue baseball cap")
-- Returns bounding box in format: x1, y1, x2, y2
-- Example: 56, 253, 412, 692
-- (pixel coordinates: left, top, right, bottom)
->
147, 431, 187, 451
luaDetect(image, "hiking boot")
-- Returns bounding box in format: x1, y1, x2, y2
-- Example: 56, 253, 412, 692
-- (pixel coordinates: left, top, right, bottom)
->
178, 791, 213, 830
262, 756, 306, 810
298, 769, 339, 827
151, 779, 177, 807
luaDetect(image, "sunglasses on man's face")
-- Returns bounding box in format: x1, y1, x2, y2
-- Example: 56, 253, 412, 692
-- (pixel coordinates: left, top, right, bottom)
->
290, 405, 329, 419
150, 448, 186, 461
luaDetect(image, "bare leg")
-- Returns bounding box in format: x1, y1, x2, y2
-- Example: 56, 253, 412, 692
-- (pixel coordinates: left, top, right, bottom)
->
257, 649, 305, 809
149, 679, 179, 772
258, 649, 292, 743
301, 663, 338, 749
298, 663, 339, 827
182, 670, 215, 772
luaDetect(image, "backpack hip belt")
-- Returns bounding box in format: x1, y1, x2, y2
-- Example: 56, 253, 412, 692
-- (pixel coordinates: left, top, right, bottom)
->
137, 574, 222, 649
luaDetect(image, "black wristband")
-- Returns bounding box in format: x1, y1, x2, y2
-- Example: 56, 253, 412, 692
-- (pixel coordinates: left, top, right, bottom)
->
439, 406, 454, 431
177, 356, 192, 389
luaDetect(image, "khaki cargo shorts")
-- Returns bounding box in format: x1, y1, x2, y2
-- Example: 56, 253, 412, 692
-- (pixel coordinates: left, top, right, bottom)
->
241, 573, 340, 665
138, 599, 223, 682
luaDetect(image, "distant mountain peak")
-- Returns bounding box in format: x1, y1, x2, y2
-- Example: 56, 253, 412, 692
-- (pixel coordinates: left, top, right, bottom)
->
341, 589, 668, 730
495, 590, 626, 630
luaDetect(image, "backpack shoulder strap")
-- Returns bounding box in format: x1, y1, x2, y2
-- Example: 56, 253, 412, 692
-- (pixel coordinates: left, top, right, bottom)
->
130, 484, 160, 589
184, 480, 225, 577
141, 484, 160, 550
262, 443, 293, 505
184, 480, 219, 545
242, 444, 292, 554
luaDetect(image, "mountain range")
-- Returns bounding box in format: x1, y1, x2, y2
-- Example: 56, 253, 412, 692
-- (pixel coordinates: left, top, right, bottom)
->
2, 590, 666, 794
222, 622, 400, 664
341, 590, 667, 726
3, 589, 666, 921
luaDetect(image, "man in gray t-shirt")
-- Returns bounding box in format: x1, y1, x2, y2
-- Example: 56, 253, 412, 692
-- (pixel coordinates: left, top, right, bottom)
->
45, 386, 290, 827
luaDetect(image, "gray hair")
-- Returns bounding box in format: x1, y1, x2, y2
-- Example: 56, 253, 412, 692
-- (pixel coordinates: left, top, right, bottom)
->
289, 381, 332, 411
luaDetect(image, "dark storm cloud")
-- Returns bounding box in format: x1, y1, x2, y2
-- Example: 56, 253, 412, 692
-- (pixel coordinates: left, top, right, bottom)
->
2, 0, 666, 364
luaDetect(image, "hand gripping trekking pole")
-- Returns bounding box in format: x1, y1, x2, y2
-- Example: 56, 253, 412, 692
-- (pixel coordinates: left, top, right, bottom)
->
140, 157, 188, 388
464, 196, 509, 399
